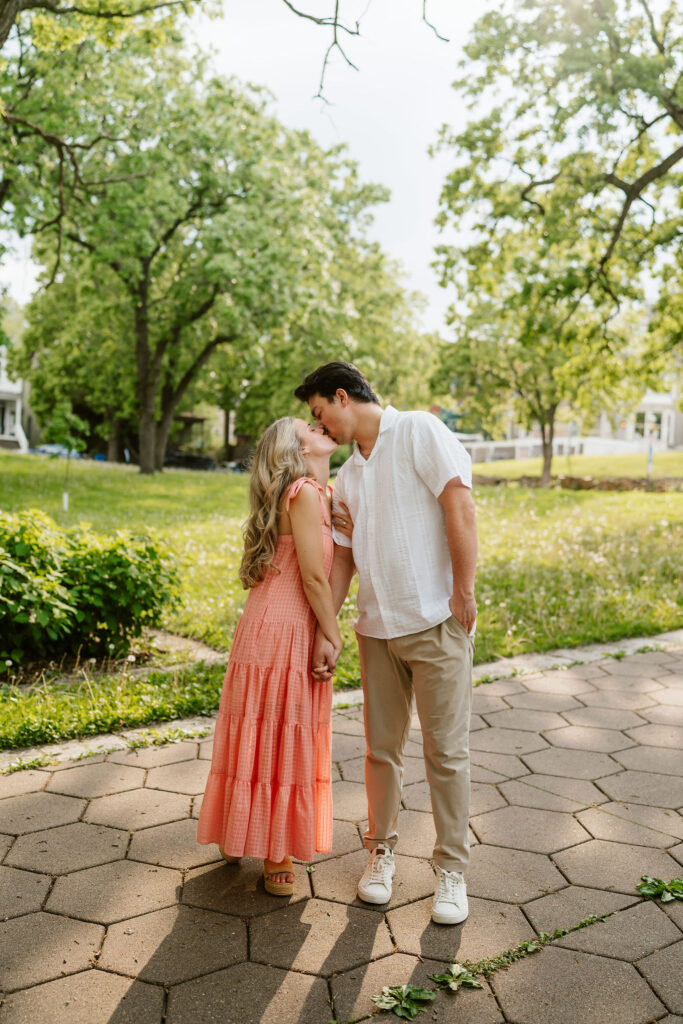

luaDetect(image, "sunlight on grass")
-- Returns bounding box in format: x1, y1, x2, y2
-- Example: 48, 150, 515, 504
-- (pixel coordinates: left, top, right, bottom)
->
474, 450, 683, 480
3, 452, 683, 687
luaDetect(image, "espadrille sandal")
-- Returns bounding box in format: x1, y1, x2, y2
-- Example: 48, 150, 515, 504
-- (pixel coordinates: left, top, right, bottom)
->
263, 858, 295, 896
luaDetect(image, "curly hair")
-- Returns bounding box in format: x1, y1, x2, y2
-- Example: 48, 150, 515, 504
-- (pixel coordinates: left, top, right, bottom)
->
239, 417, 307, 589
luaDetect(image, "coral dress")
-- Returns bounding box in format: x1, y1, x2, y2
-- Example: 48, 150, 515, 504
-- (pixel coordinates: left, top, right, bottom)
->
197, 477, 334, 862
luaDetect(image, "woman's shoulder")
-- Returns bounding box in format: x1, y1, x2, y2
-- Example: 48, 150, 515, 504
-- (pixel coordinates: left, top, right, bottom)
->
284, 476, 323, 509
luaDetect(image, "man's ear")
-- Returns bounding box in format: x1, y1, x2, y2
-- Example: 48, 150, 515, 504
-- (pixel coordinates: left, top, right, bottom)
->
336, 388, 349, 407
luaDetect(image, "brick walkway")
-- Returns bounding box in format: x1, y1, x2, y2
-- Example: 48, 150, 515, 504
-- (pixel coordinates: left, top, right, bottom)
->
0, 647, 682, 1023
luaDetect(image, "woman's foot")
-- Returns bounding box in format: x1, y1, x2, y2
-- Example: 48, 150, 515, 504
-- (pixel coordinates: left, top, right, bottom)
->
219, 845, 240, 864
263, 857, 295, 895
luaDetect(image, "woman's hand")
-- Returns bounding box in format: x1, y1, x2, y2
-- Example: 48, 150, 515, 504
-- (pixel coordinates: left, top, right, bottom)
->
332, 500, 354, 539
311, 628, 342, 682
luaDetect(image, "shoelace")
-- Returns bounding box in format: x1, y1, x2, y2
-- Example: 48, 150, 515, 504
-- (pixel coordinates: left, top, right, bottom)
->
436, 870, 464, 902
369, 851, 392, 883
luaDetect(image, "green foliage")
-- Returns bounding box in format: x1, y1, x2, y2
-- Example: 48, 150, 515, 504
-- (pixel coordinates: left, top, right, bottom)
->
462, 915, 608, 978
371, 984, 436, 1019
637, 876, 683, 903
473, 451, 683, 481
428, 963, 483, 992
3, 453, 683, 677
0, 661, 224, 749
0, 509, 179, 666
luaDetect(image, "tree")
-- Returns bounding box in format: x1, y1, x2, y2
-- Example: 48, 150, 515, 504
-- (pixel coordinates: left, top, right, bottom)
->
15, 39, 397, 472
434, 0, 683, 480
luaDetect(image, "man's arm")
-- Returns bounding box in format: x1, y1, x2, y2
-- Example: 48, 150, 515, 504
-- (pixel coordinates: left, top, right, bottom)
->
439, 478, 478, 633
311, 543, 356, 680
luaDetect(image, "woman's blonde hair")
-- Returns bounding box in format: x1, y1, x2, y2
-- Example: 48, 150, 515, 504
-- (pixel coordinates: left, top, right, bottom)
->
239, 417, 307, 589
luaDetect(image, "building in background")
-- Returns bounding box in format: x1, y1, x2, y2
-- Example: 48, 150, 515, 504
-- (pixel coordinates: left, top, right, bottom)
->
0, 345, 28, 451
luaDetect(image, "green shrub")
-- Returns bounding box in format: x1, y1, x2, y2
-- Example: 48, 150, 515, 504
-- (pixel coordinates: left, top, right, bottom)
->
0, 510, 179, 667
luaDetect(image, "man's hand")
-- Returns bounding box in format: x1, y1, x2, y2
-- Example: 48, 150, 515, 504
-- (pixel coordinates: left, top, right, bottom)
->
449, 592, 477, 635
311, 627, 340, 682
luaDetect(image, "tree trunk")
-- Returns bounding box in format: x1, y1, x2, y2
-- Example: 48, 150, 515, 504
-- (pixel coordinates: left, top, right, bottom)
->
0, 0, 23, 50
540, 410, 556, 486
134, 280, 159, 475
223, 408, 233, 460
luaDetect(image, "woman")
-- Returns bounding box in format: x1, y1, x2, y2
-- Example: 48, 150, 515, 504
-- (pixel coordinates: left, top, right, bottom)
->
197, 416, 348, 895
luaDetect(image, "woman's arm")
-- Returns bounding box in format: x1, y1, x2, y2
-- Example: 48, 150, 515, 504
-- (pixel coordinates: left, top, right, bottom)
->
289, 483, 343, 656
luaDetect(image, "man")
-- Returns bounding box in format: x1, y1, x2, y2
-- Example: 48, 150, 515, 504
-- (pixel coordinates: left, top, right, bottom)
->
294, 362, 477, 925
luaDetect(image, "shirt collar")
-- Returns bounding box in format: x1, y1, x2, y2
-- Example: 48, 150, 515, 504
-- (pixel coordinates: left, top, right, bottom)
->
351, 405, 397, 464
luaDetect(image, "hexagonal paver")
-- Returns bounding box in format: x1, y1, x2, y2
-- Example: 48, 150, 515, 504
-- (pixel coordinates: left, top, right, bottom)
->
562, 706, 647, 730
0, 833, 12, 858
653, 688, 683, 706
466, 844, 565, 903
0, 912, 103, 991
469, 727, 549, 756
471, 693, 509, 714
341, 754, 426, 786
580, 688, 657, 711
146, 759, 209, 795
331, 780, 368, 821
557, 900, 681, 960
499, 774, 607, 812
250, 897, 392, 976
311, 850, 434, 909
519, 674, 596, 696
506, 691, 583, 712
490, 945, 665, 1024
640, 703, 683, 725
470, 750, 531, 779
100, 905, 246, 983
473, 677, 525, 696
625, 723, 683, 749
577, 802, 683, 848
638, 940, 683, 1014
0, 791, 85, 835
388, 894, 535, 964
331, 954, 503, 1024
128, 818, 221, 870
107, 740, 199, 768
470, 782, 508, 816
47, 761, 145, 798
613, 745, 683, 776
0, 970, 164, 1024
523, 885, 637, 934
197, 737, 214, 759
0, 865, 51, 919
166, 961, 331, 1024
5, 821, 127, 874
183, 860, 310, 917
471, 805, 590, 854
590, 673, 663, 693
602, 657, 669, 677
85, 787, 191, 831
331, 715, 367, 738
552, 839, 682, 894
597, 770, 683, 808
331, 732, 367, 761
394, 809, 437, 859
295, 817, 363, 864
541, 725, 633, 753
47, 859, 180, 923
670, 843, 683, 866
482, 708, 568, 732
0, 770, 47, 799
522, 748, 621, 779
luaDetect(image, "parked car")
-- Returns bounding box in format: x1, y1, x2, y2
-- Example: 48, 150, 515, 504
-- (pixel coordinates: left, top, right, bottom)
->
163, 450, 217, 471
29, 444, 84, 458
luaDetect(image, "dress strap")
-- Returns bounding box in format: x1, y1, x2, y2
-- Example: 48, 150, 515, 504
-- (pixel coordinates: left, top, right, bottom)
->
285, 477, 331, 526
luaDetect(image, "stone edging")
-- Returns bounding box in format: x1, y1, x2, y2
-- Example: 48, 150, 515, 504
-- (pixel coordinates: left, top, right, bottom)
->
2, 628, 682, 772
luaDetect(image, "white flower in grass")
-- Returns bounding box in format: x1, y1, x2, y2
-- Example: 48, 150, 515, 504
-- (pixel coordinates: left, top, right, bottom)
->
127, 654, 136, 663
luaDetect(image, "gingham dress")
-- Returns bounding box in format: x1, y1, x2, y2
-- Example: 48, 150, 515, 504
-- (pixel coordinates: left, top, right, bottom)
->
196, 477, 334, 862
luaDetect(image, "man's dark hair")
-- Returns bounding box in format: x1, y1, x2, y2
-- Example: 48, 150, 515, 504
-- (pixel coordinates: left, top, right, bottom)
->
294, 362, 379, 404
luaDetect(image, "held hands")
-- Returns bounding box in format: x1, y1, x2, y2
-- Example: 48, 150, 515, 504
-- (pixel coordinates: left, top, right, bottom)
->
449, 592, 477, 635
331, 500, 353, 539
311, 626, 341, 683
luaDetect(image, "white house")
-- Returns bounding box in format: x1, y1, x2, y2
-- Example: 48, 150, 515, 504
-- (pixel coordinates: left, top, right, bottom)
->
0, 345, 29, 452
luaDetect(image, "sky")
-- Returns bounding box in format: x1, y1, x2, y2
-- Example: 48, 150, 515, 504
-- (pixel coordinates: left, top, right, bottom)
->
0, 0, 490, 333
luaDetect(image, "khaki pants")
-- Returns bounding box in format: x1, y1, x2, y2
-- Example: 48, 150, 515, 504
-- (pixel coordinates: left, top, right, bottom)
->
357, 615, 473, 872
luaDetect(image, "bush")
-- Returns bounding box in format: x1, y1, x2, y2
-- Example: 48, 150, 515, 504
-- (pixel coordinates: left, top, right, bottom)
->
0, 510, 179, 667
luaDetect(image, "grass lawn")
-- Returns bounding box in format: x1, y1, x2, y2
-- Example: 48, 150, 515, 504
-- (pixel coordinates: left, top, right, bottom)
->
473, 450, 683, 480
2, 451, 683, 685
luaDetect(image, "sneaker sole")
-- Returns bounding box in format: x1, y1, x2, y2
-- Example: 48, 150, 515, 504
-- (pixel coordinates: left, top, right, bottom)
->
357, 888, 392, 905
431, 908, 469, 925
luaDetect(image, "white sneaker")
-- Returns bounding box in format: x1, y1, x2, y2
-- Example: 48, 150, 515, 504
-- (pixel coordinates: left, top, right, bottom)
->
432, 865, 468, 925
357, 844, 396, 904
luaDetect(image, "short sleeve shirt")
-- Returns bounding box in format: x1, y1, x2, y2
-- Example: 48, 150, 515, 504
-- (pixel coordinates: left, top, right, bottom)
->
332, 405, 472, 639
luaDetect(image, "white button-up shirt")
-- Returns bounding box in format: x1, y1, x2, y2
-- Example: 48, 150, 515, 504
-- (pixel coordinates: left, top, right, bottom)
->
332, 405, 473, 639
